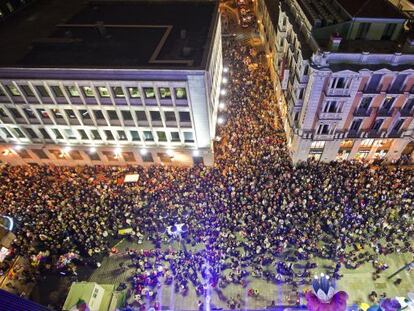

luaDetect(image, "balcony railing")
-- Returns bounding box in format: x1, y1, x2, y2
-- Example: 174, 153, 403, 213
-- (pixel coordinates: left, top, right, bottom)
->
367, 130, 386, 138
319, 112, 343, 120
400, 108, 413, 117
388, 130, 402, 138
325, 89, 351, 97
353, 107, 372, 117
347, 130, 361, 138
377, 108, 394, 117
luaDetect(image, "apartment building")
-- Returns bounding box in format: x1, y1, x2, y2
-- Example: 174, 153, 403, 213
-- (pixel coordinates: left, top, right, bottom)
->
256, 0, 414, 163
0, 0, 223, 166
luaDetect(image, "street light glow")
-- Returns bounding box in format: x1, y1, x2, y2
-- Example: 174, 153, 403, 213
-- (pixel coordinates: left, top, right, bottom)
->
222, 77, 228, 84
140, 149, 148, 155
192, 149, 200, 157
114, 147, 121, 155
219, 102, 226, 110
166, 149, 174, 157
63, 146, 72, 153
223, 67, 229, 73
89, 147, 96, 154
13, 145, 23, 151
217, 117, 225, 125
220, 89, 227, 96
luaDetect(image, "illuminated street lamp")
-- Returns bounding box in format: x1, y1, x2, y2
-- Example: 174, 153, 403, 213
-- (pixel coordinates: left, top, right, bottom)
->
223, 66, 229, 73
220, 89, 227, 96
89, 147, 96, 154
219, 102, 226, 110
13, 145, 23, 151
192, 149, 200, 157
166, 149, 174, 158
217, 117, 225, 125
140, 148, 148, 155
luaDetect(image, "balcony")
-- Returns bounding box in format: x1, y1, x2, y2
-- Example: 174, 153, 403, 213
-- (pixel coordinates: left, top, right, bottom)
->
313, 133, 335, 140
347, 130, 361, 138
319, 112, 342, 120
400, 108, 413, 117
353, 107, 372, 117
377, 108, 393, 117
367, 130, 386, 138
388, 130, 402, 138
325, 89, 351, 97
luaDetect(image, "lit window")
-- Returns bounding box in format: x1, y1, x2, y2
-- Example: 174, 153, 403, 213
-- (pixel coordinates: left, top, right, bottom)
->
174, 87, 187, 99
36, 85, 50, 97
183, 132, 194, 143
112, 87, 125, 98
117, 130, 127, 141
21, 85, 34, 97
143, 131, 154, 141
143, 87, 155, 99
50, 85, 64, 97
128, 87, 140, 98
361, 139, 374, 147
82, 86, 94, 97
7, 84, 20, 96
170, 132, 180, 142
64, 129, 76, 139
159, 87, 171, 99
97, 86, 110, 97
157, 131, 167, 142
311, 141, 325, 149
130, 131, 141, 141
66, 86, 80, 97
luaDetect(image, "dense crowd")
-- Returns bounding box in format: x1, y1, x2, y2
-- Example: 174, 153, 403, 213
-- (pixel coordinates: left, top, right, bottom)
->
1, 31, 414, 311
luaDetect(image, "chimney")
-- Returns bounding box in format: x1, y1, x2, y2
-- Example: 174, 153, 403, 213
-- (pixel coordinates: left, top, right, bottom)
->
329, 32, 342, 51
96, 21, 106, 38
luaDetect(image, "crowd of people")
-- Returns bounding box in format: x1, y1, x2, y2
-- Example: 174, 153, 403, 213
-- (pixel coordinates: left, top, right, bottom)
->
0, 22, 414, 311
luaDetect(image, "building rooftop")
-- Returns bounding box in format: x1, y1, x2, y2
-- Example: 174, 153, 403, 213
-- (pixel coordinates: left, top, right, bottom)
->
336, 0, 405, 19
0, 0, 218, 70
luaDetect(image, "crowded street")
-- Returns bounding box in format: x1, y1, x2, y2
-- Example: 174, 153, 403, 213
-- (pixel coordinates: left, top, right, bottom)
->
0, 5, 414, 311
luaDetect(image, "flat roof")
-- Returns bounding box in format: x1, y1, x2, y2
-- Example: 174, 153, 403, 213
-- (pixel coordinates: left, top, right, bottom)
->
336, 0, 406, 19
0, 0, 218, 70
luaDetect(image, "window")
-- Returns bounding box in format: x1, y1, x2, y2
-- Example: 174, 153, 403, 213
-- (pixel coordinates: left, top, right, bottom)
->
51, 85, 64, 97
350, 119, 362, 132
371, 119, 384, 131
356, 22, 370, 40
88, 152, 101, 161
70, 150, 83, 160
9, 108, 23, 119
37, 109, 50, 119
359, 97, 372, 110
310, 141, 325, 149
150, 111, 162, 121
122, 152, 135, 162
118, 130, 127, 141
317, 124, 330, 135
130, 130, 141, 141
382, 96, 395, 111
0, 108, 6, 118
66, 86, 80, 97
82, 86, 94, 97
143, 87, 155, 99
128, 87, 140, 98
65, 109, 77, 119
13, 128, 25, 138
16, 149, 32, 159
141, 152, 153, 162
105, 130, 115, 140
336, 78, 345, 89
159, 87, 171, 99
107, 110, 119, 121
174, 87, 187, 99
121, 110, 133, 121
382, 23, 397, 40
7, 84, 20, 96
31, 149, 49, 159
94, 110, 105, 120
143, 131, 154, 141
164, 111, 176, 122
170, 132, 180, 142
403, 98, 414, 112
78, 129, 89, 140
23, 108, 36, 119
136, 111, 147, 121
157, 131, 167, 142
21, 85, 34, 97
39, 128, 51, 139
184, 132, 194, 142
97, 86, 110, 97
52, 129, 63, 139
91, 130, 101, 140
1, 128, 13, 138
366, 74, 383, 92
112, 87, 125, 98
79, 110, 91, 120
24, 128, 38, 139
392, 119, 405, 133
65, 129, 76, 139
36, 85, 49, 97
179, 111, 191, 122
51, 109, 63, 119
323, 101, 338, 113
0, 87, 5, 96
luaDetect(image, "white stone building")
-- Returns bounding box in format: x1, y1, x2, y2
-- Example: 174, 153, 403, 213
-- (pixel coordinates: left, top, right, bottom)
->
0, 0, 223, 166
257, 0, 414, 163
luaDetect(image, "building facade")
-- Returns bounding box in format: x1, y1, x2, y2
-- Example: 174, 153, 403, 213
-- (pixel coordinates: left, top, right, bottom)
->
257, 0, 414, 163
0, 0, 223, 166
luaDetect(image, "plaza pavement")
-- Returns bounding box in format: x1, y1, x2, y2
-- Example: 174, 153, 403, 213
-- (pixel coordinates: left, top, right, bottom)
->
87, 238, 414, 310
